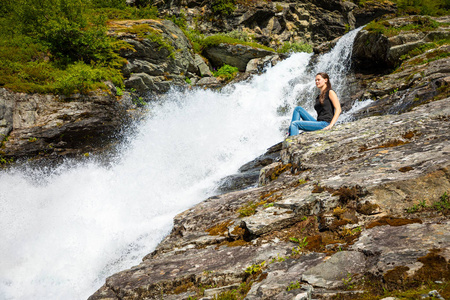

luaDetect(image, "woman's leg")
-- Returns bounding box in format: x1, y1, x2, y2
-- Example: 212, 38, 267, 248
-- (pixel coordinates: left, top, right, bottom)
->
289, 106, 320, 135
290, 120, 329, 133
291, 106, 316, 123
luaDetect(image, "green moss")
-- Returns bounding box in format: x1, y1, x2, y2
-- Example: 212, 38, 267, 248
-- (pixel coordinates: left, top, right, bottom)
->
201, 35, 274, 52
211, 0, 236, 16
118, 24, 175, 58
213, 64, 239, 81
277, 42, 313, 54
365, 16, 441, 37
238, 201, 258, 217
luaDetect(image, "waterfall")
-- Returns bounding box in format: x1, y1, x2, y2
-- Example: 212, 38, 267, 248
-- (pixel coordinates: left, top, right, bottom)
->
0, 28, 368, 300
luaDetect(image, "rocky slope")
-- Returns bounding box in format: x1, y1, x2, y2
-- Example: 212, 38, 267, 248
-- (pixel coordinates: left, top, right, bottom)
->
89, 95, 450, 300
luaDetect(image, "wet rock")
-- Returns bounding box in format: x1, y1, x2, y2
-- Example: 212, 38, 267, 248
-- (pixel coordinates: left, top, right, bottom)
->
217, 142, 282, 193
203, 43, 274, 72
195, 54, 213, 77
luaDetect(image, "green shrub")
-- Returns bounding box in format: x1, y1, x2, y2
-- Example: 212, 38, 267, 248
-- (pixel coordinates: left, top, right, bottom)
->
201, 35, 274, 52
365, 16, 441, 37
118, 24, 175, 58
395, 0, 449, 16
278, 42, 313, 54
166, 11, 187, 30
90, 0, 127, 9
91, 5, 159, 20
211, 0, 236, 16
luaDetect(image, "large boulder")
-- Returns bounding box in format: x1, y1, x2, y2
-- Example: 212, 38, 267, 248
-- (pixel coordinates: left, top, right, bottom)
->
108, 19, 198, 94
203, 43, 274, 71
89, 97, 450, 299
0, 87, 130, 161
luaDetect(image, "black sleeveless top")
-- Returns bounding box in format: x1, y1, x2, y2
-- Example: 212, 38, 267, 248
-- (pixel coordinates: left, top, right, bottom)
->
314, 90, 335, 123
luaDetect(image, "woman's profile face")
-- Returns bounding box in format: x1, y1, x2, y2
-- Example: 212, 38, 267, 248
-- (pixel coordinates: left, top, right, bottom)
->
315, 75, 327, 89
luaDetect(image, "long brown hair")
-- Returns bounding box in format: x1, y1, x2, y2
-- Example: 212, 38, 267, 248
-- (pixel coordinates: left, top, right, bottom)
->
317, 72, 332, 104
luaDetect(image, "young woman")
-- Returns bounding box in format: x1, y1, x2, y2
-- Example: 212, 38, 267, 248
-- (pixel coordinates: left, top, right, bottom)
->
288, 72, 342, 136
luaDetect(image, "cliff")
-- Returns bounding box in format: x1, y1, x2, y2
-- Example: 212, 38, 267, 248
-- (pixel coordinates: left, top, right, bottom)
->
88, 13, 450, 300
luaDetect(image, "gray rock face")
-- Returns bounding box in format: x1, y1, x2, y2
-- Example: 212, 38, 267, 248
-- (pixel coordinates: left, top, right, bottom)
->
352, 16, 450, 72
203, 43, 274, 72
0, 88, 130, 160
89, 96, 450, 299
302, 251, 366, 288
159, 1, 395, 48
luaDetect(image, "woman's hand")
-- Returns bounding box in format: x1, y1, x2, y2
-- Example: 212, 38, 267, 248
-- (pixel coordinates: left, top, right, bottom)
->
323, 124, 333, 130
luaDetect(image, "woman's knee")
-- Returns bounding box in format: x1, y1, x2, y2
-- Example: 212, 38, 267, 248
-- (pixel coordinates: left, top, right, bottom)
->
294, 106, 305, 113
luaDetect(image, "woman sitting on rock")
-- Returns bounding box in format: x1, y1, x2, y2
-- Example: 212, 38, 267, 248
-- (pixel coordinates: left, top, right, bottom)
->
288, 72, 342, 136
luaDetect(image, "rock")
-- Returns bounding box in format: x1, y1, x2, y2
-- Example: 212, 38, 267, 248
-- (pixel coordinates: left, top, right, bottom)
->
108, 19, 197, 94
195, 54, 213, 77
352, 49, 449, 117
90, 95, 450, 299
246, 255, 322, 300
245, 54, 285, 73
302, 251, 366, 288
352, 16, 450, 72
350, 221, 450, 279
353, 0, 397, 28
0, 88, 130, 160
203, 43, 274, 72
195, 76, 221, 87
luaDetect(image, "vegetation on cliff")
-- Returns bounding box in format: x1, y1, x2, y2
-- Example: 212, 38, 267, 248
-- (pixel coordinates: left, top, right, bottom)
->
0, 0, 157, 95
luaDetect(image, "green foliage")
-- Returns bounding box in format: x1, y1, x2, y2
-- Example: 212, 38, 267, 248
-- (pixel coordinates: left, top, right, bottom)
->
354, 0, 449, 16
116, 86, 124, 96
90, 0, 127, 9
286, 281, 301, 291
434, 191, 450, 211
277, 42, 313, 54
342, 273, 356, 290
244, 261, 266, 275
365, 16, 441, 37
212, 290, 238, 300
213, 64, 239, 81
166, 11, 187, 30
394, 0, 449, 16
211, 282, 252, 300
54, 61, 121, 95
221, 30, 255, 42
0, 0, 161, 95
238, 201, 258, 217
211, 0, 236, 16
290, 236, 308, 256
183, 29, 205, 53
202, 35, 274, 52
88, 5, 159, 20
118, 24, 175, 58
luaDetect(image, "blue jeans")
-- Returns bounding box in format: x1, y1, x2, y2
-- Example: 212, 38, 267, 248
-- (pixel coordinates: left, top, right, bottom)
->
289, 106, 329, 136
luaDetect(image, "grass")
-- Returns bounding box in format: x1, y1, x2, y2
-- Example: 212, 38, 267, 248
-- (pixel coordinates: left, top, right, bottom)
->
277, 41, 313, 54
365, 16, 442, 37
213, 64, 239, 80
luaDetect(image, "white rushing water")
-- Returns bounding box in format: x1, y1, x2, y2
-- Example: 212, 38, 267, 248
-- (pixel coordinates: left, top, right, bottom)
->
0, 28, 368, 300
